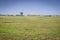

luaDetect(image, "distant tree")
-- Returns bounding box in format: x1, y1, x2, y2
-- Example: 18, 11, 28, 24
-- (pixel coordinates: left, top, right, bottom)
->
48, 15, 52, 17
20, 12, 23, 16
10, 15, 14, 16
16, 15, 20, 16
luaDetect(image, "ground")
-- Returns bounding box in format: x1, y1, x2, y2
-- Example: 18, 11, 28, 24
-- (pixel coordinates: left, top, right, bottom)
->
0, 16, 60, 40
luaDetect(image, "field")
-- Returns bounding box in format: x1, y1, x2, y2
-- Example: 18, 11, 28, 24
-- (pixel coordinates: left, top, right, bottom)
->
0, 16, 60, 40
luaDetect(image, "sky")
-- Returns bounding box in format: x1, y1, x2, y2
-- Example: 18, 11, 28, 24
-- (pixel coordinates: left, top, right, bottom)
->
0, 0, 60, 15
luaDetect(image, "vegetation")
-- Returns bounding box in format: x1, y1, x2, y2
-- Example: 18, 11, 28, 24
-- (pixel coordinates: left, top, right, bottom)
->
20, 12, 24, 16
0, 16, 60, 40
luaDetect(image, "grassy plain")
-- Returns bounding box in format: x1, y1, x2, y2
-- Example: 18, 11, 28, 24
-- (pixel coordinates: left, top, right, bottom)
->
0, 16, 60, 40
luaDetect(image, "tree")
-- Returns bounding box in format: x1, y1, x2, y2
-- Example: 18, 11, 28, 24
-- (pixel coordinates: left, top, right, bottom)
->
20, 12, 23, 16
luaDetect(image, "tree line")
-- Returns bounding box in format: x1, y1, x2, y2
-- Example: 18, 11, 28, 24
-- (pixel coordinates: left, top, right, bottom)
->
0, 12, 60, 16
0, 12, 24, 16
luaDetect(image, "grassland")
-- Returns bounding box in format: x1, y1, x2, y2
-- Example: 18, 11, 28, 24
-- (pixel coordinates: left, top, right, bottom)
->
0, 16, 60, 40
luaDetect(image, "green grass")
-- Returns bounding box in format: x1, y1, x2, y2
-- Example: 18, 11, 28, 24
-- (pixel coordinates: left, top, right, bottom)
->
0, 16, 60, 40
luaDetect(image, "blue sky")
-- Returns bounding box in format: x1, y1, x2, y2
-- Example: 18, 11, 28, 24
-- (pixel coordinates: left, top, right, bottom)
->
0, 0, 60, 15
